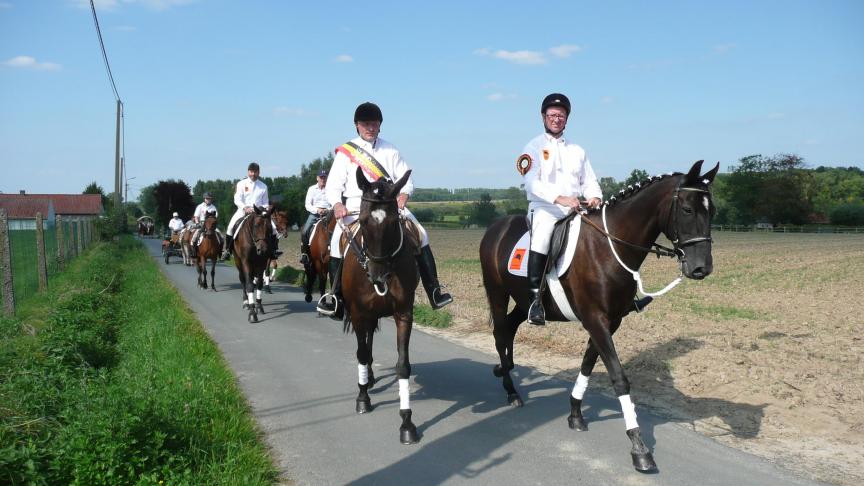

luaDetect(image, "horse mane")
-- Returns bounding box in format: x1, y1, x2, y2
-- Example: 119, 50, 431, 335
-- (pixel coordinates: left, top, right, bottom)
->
604, 172, 681, 207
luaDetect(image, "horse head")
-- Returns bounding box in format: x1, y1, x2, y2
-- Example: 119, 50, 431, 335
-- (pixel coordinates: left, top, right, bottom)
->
270, 206, 290, 239
356, 166, 411, 294
203, 210, 218, 236
665, 160, 719, 280
250, 205, 272, 257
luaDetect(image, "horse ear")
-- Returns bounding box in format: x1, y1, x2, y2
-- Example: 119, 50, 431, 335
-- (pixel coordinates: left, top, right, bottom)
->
356, 166, 371, 192
701, 162, 720, 185
686, 160, 705, 183
390, 170, 412, 197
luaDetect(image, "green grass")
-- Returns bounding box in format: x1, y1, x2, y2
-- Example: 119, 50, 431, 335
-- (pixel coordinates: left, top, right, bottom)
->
686, 301, 766, 320
414, 303, 453, 328
0, 236, 278, 485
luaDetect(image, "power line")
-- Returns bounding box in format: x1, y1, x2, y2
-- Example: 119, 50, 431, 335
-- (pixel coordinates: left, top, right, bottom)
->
89, 0, 120, 101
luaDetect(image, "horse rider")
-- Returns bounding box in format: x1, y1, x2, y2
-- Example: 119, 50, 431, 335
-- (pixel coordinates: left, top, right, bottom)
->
168, 212, 184, 236
191, 192, 222, 249
221, 161, 270, 260
317, 102, 453, 318
300, 169, 331, 265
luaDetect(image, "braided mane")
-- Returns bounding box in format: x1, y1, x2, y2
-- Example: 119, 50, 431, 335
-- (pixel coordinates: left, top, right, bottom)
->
604, 172, 681, 207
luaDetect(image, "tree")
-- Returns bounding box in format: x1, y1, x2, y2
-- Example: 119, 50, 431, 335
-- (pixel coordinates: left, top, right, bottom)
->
83, 181, 110, 211
624, 169, 650, 187
599, 176, 623, 200
470, 193, 498, 226
723, 154, 812, 225
150, 180, 195, 229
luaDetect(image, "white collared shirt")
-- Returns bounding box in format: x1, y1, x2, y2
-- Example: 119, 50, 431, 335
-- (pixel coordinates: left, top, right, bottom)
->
305, 184, 331, 214
193, 202, 218, 222
168, 217, 184, 231
522, 132, 603, 205
326, 136, 414, 212
233, 177, 269, 210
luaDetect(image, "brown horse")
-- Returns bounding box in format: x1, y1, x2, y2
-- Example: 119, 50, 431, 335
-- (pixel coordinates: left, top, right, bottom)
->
180, 226, 195, 266
195, 211, 222, 290
302, 209, 335, 303
233, 205, 273, 323
262, 209, 291, 293
479, 160, 718, 472
341, 167, 420, 444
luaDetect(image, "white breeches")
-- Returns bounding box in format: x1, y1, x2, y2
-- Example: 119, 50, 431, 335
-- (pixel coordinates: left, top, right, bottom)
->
226, 208, 245, 236
528, 202, 570, 254
329, 208, 428, 258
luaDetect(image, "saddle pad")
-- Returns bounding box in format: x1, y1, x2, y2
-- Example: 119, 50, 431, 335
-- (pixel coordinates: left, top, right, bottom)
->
506, 217, 582, 278
230, 214, 251, 235
309, 219, 322, 244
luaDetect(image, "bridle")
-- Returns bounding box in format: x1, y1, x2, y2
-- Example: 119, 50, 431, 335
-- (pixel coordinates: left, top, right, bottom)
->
340, 196, 406, 296
580, 179, 714, 297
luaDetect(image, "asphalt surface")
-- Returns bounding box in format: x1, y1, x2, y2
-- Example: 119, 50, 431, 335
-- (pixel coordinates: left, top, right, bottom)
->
149, 239, 821, 486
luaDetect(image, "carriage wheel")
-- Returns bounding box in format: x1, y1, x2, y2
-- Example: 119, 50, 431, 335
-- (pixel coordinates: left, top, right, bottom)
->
165, 252, 170, 264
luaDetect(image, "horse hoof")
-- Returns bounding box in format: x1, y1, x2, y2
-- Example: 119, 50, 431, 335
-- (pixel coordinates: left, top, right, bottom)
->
242, 303, 250, 310
356, 399, 373, 414
631, 451, 657, 472
507, 393, 523, 408
248, 313, 258, 323
492, 365, 504, 377
567, 415, 588, 431
400, 424, 419, 445
265, 286, 272, 294
304, 294, 312, 303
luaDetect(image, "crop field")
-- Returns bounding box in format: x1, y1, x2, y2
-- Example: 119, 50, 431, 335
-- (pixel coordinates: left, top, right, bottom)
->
277, 228, 863, 484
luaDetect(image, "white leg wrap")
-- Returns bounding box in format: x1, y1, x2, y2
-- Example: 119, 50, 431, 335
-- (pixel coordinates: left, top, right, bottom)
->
263, 274, 271, 285
358, 364, 369, 385
618, 394, 639, 430
246, 292, 254, 305
399, 379, 410, 410
255, 288, 262, 300
571, 373, 590, 400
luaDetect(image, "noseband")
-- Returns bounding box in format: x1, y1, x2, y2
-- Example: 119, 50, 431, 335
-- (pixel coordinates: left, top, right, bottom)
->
666, 185, 713, 254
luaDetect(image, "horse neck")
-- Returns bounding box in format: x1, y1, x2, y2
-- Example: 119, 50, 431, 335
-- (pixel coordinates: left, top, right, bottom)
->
602, 179, 675, 268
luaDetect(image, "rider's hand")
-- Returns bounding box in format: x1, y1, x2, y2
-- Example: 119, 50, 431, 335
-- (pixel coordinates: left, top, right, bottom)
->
586, 197, 602, 209
554, 195, 581, 209
244, 206, 254, 214
397, 193, 409, 210
317, 208, 327, 215
334, 202, 347, 219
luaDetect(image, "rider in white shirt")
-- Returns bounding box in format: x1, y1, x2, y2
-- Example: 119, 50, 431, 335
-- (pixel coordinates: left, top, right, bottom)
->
168, 212, 184, 233
316, 102, 452, 318
222, 162, 270, 260
300, 170, 331, 265
191, 192, 222, 248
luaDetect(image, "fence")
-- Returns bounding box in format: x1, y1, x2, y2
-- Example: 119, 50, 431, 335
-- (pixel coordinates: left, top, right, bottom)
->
711, 224, 864, 234
0, 209, 96, 316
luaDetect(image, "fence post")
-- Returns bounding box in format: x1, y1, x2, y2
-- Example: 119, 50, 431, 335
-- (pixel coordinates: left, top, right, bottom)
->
36, 212, 48, 292
0, 209, 15, 316
56, 214, 65, 270
76, 218, 83, 255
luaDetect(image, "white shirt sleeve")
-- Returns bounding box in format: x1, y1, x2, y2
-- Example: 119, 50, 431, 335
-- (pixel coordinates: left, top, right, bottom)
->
305, 185, 317, 213
233, 180, 245, 209
326, 153, 350, 207
580, 157, 603, 200
390, 149, 414, 196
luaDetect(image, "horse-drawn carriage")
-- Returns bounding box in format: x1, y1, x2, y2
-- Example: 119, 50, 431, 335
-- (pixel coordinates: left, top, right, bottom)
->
162, 230, 184, 264
137, 215, 155, 238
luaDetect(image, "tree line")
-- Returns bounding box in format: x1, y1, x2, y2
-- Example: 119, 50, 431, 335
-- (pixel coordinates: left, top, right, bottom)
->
125, 152, 863, 230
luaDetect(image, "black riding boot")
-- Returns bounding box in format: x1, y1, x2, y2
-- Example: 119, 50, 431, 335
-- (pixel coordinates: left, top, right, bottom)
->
416, 245, 453, 310
270, 233, 281, 259
316, 257, 344, 319
527, 250, 548, 325
299, 243, 311, 266
221, 235, 233, 261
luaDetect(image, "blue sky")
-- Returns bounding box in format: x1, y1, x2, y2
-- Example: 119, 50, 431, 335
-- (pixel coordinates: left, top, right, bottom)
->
1, 0, 862, 201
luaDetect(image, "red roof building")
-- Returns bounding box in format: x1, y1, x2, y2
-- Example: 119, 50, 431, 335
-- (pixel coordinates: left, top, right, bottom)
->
0, 193, 103, 229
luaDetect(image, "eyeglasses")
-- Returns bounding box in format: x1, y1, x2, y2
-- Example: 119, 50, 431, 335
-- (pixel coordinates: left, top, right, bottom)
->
545, 113, 567, 121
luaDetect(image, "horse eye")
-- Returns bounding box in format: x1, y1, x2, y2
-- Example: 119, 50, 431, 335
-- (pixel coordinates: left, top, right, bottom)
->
682, 206, 694, 215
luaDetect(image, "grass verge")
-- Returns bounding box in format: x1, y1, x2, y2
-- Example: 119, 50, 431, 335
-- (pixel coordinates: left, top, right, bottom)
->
0, 236, 278, 485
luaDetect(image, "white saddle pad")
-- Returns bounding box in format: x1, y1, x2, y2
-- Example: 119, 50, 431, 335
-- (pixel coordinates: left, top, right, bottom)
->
506, 217, 582, 278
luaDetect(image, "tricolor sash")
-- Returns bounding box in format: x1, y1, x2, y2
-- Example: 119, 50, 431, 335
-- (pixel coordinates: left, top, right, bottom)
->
335, 141, 392, 182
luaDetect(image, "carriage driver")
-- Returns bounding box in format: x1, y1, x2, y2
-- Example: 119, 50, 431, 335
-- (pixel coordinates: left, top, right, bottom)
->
168, 212, 184, 233
300, 169, 331, 265
521, 93, 604, 325
221, 162, 270, 260
191, 192, 222, 248
317, 102, 453, 318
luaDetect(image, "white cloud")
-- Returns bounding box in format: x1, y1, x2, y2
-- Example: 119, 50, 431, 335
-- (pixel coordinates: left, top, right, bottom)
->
491, 49, 546, 65
273, 107, 313, 117
714, 43, 736, 54
487, 93, 516, 102
2, 55, 61, 71
549, 44, 582, 58
334, 54, 354, 63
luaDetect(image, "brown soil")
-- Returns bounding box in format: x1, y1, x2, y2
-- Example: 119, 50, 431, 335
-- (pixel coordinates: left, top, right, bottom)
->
280, 229, 864, 485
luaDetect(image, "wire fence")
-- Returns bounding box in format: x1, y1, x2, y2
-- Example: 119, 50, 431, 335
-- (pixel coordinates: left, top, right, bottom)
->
0, 210, 96, 316
711, 224, 864, 234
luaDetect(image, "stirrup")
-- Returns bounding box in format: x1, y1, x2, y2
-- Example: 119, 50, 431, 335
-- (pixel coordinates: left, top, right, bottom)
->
527, 299, 545, 326
429, 286, 453, 310
316, 294, 339, 316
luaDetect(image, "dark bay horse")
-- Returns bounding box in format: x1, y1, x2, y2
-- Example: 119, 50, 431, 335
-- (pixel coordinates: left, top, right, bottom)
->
479, 160, 718, 472
262, 209, 290, 293
302, 209, 335, 303
341, 167, 421, 444
233, 205, 273, 323
195, 211, 222, 290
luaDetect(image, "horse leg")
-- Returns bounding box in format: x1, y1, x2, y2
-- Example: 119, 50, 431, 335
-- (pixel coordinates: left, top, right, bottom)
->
394, 312, 418, 445
303, 265, 314, 303
569, 320, 623, 431
238, 269, 249, 309
585, 316, 656, 472
255, 272, 265, 315
490, 292, 526, 407
366, 331, 375, 385
354, 326, 374, 414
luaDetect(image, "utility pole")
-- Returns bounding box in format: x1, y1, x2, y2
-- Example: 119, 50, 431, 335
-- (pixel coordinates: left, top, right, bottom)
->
125, 175, 135, 203
114, 99, 122, 209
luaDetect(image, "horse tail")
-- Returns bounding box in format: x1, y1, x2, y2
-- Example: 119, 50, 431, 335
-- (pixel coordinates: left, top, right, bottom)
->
342, 312, 352, 334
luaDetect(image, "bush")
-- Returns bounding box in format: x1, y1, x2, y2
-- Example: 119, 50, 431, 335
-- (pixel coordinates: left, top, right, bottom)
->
412, 207, 435, 223
829, 203, 864, 226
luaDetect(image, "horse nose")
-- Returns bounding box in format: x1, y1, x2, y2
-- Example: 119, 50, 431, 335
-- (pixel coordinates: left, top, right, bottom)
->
688, 265, 712, 280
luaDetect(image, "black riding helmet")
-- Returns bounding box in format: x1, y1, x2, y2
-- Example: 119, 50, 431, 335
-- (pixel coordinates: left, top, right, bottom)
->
354, 102, 383, 123
541, 93, 571, 115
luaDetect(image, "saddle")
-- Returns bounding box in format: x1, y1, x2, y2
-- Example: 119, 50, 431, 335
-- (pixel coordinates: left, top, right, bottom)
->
506, 212, 582, 279
545, 212, 579, 275
230, 214, 251, 235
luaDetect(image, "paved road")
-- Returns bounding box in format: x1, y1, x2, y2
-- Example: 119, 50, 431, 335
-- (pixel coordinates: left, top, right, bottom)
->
149, 239, 819, 485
